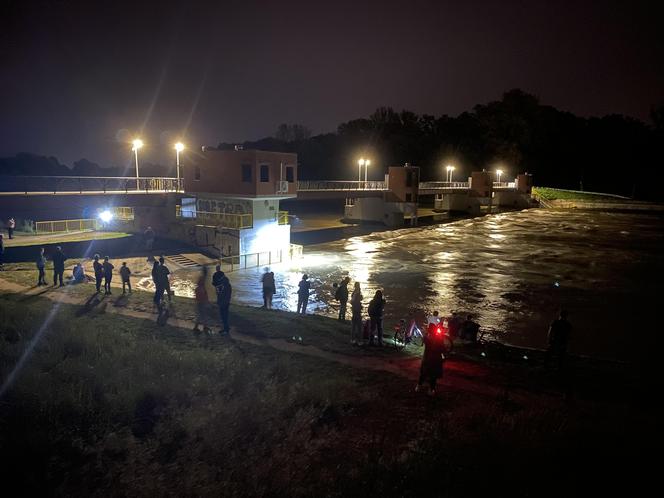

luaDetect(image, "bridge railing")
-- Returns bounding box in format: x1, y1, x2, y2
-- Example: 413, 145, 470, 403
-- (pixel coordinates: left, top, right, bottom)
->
297, 180, 387, 191
177, 209, 253, 229
35, 218, 100, 234
0, 175, 183, 194
493, 182, 516, 188
418, 181, 470, 190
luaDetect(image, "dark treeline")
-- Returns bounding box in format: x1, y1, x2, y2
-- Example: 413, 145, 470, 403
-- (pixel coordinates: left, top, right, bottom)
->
221, 89, 664, 200
2, 89, 663, 200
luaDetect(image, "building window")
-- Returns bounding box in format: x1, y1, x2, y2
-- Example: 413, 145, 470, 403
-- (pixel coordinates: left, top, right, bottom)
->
260, 164, 269, 182
242, 164, 252, 182
194, 166, 201, 181
286, 166, 294, 183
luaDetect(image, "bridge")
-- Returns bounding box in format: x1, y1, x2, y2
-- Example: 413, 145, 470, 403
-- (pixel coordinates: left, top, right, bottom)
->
0, 175, 183, 195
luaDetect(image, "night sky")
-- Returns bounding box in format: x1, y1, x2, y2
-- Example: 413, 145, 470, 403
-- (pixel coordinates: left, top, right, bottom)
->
1, 0, 662, 167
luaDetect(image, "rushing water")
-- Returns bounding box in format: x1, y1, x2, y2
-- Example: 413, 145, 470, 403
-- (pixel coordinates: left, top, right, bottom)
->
169, 209, 663, 361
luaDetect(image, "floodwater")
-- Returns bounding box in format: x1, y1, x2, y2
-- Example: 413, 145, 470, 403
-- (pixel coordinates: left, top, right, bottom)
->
168, 209, 664, 361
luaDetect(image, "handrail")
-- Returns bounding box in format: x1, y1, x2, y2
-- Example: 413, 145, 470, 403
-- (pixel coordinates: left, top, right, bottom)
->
297, 180, 387, 191
0, 175, 183, 194
35, 218, 100, 234
178, 210, 253, 229
418, 181, 469, 189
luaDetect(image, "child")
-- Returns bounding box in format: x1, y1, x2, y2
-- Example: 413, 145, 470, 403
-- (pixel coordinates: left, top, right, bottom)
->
120, 262, 132, 294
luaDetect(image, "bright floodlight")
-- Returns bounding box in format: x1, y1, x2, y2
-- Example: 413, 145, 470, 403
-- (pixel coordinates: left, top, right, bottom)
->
99, 210, 113, 223
174, 142, 185, 152
365, 159, 371, 166
446, 164, 454, 172
131, 139, 144, 151
496, 169, 503, 175
358, 158, 365, 166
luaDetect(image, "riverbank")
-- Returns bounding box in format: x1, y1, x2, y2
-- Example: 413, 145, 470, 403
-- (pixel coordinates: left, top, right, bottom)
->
0, 272, 657, 496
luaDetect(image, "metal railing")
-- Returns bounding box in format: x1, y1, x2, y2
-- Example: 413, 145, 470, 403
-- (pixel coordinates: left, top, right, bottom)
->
219, 244, 303, 273
418, 181, 470, 190
0, 175, 183, 194
177, 209, 253, 229
110, 206, 134, 220
297, 180, 387, 191
35, 218, 100, 234
493, 181, 516, 188
277, 211, 289, 225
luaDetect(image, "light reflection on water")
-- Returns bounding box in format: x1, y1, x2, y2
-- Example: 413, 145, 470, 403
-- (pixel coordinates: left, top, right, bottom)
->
166, 209, 663, 360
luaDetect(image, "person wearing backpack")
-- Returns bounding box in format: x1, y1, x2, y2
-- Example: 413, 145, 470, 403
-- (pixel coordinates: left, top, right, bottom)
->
261, 267, 276, 309
333, 276, 350, 321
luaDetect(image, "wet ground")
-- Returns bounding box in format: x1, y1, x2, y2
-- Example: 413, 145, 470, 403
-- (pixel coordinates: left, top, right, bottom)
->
154, 209, 664, 361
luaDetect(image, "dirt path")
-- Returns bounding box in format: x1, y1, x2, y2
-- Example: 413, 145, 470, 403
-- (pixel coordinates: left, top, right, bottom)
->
0, 276, 543, 401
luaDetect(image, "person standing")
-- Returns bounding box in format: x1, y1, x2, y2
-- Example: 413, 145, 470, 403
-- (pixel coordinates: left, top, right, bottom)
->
368, 290, 386, 346
261, 267, 276, 309
93, 254, 104, 293
36, 247, 47, 285
350, 282, 363, 344
214, 269, 232, 335
415, 327, 446, 396
120, 262, 132, 294
52, 246, 66, 287
334, 276, 350, 321
297, 274, 311, 315
151, 260, 163, 307
546, 310, 572, 370
158, 256, 172, 301
7, 218, 15, 239
102, 256, 114, 294
144, 226, 155, 251
193, 266, 210, 334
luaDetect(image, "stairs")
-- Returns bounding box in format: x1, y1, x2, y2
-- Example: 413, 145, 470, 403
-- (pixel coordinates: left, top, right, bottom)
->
166, 254, 201, 269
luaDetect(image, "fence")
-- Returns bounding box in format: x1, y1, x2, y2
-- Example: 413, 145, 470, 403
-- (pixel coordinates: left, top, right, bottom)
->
111, 206, 134, 220
418, 181, 470, 190
176, 209, 253, 229
0, 175, 183, 194
35, 218, 99, 234
277, 211, 289, 225
219, 244, 303, 273
297, 180, 387, 191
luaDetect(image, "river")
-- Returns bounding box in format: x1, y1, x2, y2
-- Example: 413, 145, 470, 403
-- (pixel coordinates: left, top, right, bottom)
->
169, 209, 663, 361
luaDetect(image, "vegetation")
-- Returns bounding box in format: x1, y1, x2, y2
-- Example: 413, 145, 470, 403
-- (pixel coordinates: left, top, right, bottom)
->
4, 231, 130, 247
532, 187, 626, 201
0, 279, 657, 496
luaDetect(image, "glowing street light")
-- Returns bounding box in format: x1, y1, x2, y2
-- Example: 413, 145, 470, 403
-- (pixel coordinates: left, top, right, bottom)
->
496, 169, 504, 184
131, 139, 144, 189
358, 158, 365, 183
98, 209, 114, 223
364, 159, 371, 187
446, 164, 456, 183
174, 142, 184, 184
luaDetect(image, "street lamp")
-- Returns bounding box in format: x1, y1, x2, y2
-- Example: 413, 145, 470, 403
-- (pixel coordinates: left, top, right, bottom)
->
358, 158, 365, 184
174, 142, 184, 187
364, 159, 371, 187
446, 164, 455, 183
131, 138, 143, 189
496, 169, 503, 185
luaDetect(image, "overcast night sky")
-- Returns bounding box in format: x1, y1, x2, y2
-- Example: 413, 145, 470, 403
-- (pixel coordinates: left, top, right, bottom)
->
1, 0, 662, 168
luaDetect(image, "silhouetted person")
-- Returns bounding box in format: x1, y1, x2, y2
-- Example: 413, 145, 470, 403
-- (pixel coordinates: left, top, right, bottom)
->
120, 262, 131, 294
72, 263, 85, 284
214, 270, 232, 335
144, 226, 155, 251
152, 260, 162, 306
7, 217, 15, 239
93, 254, 103, 293
297, 274, 311, 314
546, 310, 572, 370
52, 246, 66, 287
36, 247, 47, 285
193, 266, 210, 334
416, 326, 447, 396
350, 282, 363, 344
102, 256, 114, 294
158, 256, 172, 301
448, 311, 462, 340
368, 290, 386, 346
334, 276, 350, 321
261, 267, 276, 309
460, 314, 480, 343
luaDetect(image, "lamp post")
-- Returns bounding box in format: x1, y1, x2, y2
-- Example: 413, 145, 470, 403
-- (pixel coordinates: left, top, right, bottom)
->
132, 139, 143, 189
364, 159, 371, 188
358, 158, 365, 185
446, 164, 455, 183
174, 142, 184, 189
496, 169, 503, 185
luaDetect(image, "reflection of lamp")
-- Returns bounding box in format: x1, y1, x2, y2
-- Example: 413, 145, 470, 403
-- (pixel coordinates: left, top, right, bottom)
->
99, 210, 113, 223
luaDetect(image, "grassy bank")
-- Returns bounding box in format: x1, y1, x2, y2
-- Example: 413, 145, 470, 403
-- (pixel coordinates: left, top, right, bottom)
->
3, 230, 130, 248
0, 287, 657, 496
532, 187, 627, 201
